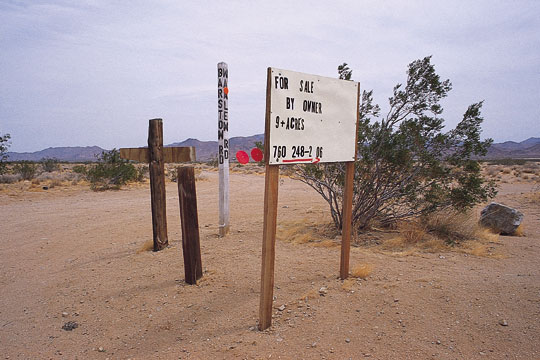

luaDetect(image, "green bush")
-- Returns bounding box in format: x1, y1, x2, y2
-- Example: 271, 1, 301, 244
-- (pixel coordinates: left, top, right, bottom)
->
40, 157, 60, 172
254, 141, 265, 166
13, 161, 38, 180
0, 133, 10, 175
72, 165, 87, 174
206, 157, 218, 167
86, 149, 139, 191
295, 57, 497, 231
137, 165, 148, 182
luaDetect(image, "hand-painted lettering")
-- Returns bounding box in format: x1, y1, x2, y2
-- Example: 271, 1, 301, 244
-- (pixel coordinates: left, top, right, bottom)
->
299, 80, 314, 93
218, 68, 228, 78
274, 76, 289, 89
286, 97, 294, 110
285, 117, 304, 130
272, 145, 286, 160
302, 100, 322, 114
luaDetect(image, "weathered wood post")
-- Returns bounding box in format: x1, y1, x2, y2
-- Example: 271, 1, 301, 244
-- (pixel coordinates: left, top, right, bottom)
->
340, 161, 356, 279
148, 118, 168, 251
259, 165, 280, 329
120, 121, 196, 253
177, 166, 203, 284
218, 62, 230, 237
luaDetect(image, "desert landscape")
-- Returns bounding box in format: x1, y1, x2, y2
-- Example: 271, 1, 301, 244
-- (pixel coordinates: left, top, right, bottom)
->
3, 1, 540, 358
0, 162, 539, 359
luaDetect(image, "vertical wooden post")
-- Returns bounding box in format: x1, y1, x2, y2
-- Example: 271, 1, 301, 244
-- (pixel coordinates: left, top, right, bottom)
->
340, 161, 355, 279
217, 62, 230, 237
259, 164, 279, 330
148, 118, 168, 251
340, 84, 360, 279
259, 67, 279, 331
177, 166, 203, 285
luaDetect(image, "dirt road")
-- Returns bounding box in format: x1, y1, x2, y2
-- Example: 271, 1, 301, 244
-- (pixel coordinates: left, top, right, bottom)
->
1, 171, 539, 359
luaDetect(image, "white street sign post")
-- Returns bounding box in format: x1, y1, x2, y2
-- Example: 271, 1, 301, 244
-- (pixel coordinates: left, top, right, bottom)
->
218, 62, 230, 237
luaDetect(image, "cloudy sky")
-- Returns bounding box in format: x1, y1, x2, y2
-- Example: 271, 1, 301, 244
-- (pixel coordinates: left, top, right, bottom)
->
1, 0, 539, 152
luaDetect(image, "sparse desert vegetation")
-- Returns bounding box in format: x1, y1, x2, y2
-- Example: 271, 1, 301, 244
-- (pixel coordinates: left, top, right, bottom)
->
481, 160, 540, 185
2, 1, 539, 357
0, 158, 538, 359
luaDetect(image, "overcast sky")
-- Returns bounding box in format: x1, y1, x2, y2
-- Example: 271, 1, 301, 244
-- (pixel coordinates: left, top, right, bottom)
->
1, 0, 539, 152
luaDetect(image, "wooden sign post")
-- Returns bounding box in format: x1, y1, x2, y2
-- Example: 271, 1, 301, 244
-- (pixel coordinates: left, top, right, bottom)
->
259, 68, 360, 330
148, 119, 168, 251
120, 118, 196, 252
218, 62, 230, 237
177, 166, 203, 284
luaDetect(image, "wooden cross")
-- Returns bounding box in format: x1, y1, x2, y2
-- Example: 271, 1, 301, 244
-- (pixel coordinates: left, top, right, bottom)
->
120, 118, 196, 252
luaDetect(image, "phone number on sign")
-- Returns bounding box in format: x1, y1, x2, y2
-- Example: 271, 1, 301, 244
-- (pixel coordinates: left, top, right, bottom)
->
272, 145, 323, 163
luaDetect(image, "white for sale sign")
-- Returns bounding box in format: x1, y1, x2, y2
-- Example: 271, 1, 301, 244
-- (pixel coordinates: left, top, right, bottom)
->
267, 68, 359, 165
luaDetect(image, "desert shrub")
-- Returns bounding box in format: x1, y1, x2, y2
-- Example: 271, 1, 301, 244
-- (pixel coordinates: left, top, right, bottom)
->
0, 133, 10, 175
51, 179, 62, 187
351, 263, 374, 279
170, 166, 206, 182
37, 171, 82, 183
295, 57, 496, 231
137, 240, 154, 253
13, 161, 38, 180
254, 140, 265, 166
488, 158, 526, 166
0, 174, 21, 184
382, 210, 496, 253
397, 221, 428, 245
422, 210, 479, 246
522, 163, 538, 174
40, 157, 60, 172
86, 149, 139, 191
137, 165, 148, 181
206, 157, 219, 167
513, 223, 525, 237
72, 165, 87, 174
486, 166, 499, 177
276, 219, 340, 245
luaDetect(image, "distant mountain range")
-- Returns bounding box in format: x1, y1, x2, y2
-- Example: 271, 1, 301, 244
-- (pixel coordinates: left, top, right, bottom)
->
6, 134, 265, 162
6, 146, 105, 162
484, 137, 540, 159
168, 134, 264, 162
6, 135, 540, 162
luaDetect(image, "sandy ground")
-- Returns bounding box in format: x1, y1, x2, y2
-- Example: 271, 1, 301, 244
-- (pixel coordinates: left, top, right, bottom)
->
1, 170, 539, 359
